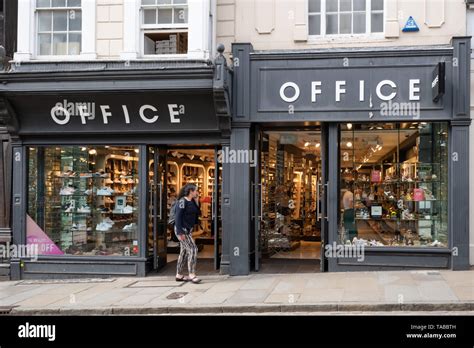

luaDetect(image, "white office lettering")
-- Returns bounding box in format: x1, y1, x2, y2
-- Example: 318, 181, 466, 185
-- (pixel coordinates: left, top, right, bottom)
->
139, 105, 159, 123
376, 80, 397, 101
122, 105, 131, 124
311, 81, 322, 103
100, 105, 112, 124
409, 79, 420, 101
77, 104, 90, 124
168, 104, 181, 123
335, 81, 346, 102
280, 82, 300, 103
359, 80, 365, 102
51, 105, 70, 125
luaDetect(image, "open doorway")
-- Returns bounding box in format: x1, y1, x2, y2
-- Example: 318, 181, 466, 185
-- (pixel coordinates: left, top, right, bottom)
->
147, 146, 222, 276
256, 130, 324, 271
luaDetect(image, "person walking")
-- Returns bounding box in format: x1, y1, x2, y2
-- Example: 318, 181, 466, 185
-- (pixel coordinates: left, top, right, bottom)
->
174, 183, 202, 284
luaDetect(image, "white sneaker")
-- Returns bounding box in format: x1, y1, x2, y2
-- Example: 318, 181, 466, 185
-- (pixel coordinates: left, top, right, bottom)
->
77, 205, 91, 213
97, 187, 114, 196
123, 223, 137, 231
60, 187, 75, 196
122, 205, 135, 214
96, 222, 111, 231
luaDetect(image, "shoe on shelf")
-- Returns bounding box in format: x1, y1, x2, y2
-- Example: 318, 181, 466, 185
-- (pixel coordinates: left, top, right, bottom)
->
60, 187, 75, 196
59, 170, 76, 178
77, 205, 91, 213
96, 222, 112, 231
64, 205, 74, 213
97, 187, 115, 196
122, 205, 135, 214
123, 223, 137, 231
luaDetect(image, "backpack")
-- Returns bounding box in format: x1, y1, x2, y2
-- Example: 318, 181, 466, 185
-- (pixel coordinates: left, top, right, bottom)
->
168, 198, 183, 226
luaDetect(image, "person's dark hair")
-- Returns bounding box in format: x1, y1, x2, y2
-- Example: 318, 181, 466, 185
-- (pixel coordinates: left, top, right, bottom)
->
178, 183, 197, 200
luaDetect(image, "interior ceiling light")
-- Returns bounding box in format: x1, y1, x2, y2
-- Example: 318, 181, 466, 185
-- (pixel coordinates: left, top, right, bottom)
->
347, 123, 353, 130
346, 142, 352, 148
315, 143, 320, 148
304, 142, 310, 147
88, 149, 97, 155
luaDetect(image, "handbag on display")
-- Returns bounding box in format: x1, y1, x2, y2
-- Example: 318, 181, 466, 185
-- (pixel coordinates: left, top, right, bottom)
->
371, 170, 381, 183
413, 188, 425, 201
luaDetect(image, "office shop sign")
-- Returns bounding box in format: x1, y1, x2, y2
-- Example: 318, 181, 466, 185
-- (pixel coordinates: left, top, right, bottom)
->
255, 64, 449, 120
50, 100, 185, 126
9, 93, 219, 134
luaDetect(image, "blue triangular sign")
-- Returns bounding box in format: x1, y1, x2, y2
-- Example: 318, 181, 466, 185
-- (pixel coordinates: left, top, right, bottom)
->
402, 16, 419, 32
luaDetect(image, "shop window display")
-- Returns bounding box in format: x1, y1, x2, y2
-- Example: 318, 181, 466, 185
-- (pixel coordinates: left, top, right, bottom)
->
27, 146, 139, 256
339, 122, 448, 247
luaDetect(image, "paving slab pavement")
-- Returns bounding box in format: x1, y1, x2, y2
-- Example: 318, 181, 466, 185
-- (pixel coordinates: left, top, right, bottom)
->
0, 270, 471, 315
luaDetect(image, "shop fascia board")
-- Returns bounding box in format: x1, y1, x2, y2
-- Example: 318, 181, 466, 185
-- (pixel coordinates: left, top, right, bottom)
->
0, 61, 216, 94
0, 75, 215, 94
249, 45, 454, 61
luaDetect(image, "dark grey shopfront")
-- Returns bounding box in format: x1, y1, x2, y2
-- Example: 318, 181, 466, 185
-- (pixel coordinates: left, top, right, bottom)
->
0, 57, 232, 279
0, 37, 471, 279
224, 37, 471, 275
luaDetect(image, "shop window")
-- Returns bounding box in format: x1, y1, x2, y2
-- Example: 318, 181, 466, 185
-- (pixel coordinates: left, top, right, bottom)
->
308, 0, 384, 37
141, 0, 188, 56
36, 0, 82, 56
339, 122, 449, 248
27, 146, 140, 257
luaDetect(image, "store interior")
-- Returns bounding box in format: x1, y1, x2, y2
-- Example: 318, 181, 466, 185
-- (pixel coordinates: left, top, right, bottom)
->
158, 148, 220, 263
339, 122, 448, 248
258, 122, 449, 262
260, 131, 323, 260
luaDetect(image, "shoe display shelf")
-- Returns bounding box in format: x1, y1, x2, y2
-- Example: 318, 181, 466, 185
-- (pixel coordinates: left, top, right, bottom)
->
349, 162, 446, 247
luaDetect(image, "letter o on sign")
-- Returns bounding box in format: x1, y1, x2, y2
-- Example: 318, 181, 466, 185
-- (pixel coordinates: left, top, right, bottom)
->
280, 82, 300, 103
50, 105, 70, 125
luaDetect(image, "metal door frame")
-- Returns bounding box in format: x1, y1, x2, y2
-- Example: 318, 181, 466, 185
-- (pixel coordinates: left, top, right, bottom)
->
148, 146, 168, 271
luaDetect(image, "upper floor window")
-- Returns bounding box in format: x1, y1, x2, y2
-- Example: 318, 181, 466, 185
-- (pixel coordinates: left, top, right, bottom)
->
36, 0, 82, 56
141, 0, 188, 55
309, 0, 384, 37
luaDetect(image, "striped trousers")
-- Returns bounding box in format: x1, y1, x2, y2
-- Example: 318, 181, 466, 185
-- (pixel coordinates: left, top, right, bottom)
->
175, 227, 198, 275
